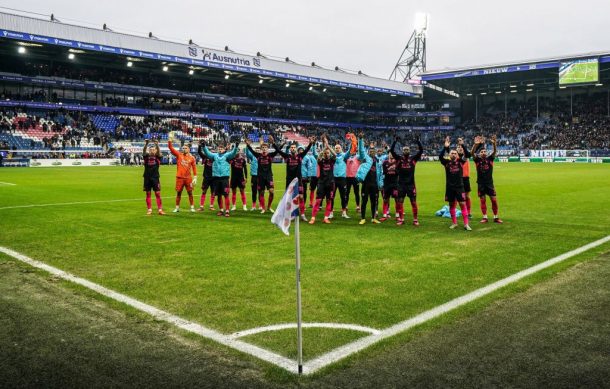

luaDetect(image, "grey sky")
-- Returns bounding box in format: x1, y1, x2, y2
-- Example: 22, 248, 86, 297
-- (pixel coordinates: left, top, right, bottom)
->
2, 0, 609, 78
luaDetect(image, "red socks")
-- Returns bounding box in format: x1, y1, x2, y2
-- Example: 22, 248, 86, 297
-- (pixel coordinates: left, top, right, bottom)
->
449, 203, 457, 224
491, 197, 499, 216
459, 202, 469, 225
312, 199, 323, 218
480, 197, 487, 216
382, 201, 389, 216
324, 200, 333, 218
466, 197, 472, 215
231, 190, 237, 206
210, 195, 215, 207
411, 201, 418, 220
240, 190, 247, 206
224, 196, 230, 211
200, 193, 206, 207
397, 202, 404, 220
309, 191, 315, 207
267, 193, 274, 209
146, 191, 152, 209
154, 191, 162, 209
299, 198, 305, 215
175, 192, 182, 206
259, 194, 266, 210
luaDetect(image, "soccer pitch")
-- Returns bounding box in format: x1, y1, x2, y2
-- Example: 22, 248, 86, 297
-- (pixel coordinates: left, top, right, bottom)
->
1, 163, 609, 373
559, 61, 599, 84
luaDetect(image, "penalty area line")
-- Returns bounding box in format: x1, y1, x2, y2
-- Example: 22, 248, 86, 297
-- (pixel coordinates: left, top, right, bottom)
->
303, 234, 610, 374
0, 181, 17, 186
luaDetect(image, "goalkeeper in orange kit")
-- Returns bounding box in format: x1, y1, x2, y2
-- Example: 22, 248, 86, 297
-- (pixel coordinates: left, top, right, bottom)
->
168, 135, 198, 213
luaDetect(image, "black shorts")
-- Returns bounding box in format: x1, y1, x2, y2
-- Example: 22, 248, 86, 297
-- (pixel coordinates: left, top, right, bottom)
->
316, 181, 335, 200
362, 182, 379, 195
334, 177, 347, 188
286, 176, 304, 194
214, 177, 230, 197
202, 176, 215, 191
383, 185, 399, 199
445, 187, 466, 203
230, 176, 246, 190
462, 177, 471, 193
301, 177, 310, 185
257, 176, 274, 191
478, 183, 497, 198
309, 176, 318, 190
143, 176, 161, 192
398, 184, 417, 200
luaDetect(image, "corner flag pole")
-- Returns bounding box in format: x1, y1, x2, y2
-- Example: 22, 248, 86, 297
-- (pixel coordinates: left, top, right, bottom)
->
295, 215, 303, 374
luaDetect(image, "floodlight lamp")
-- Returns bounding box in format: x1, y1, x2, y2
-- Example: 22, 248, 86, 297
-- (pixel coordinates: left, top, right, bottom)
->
414, 13, 428, 33
17, 46, 26, 54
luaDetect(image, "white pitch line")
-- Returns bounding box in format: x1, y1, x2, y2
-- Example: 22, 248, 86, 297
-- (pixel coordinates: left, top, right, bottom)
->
1, 235, 609, 375
0, 246, 299, 374
303, 234, 610, 374
231, 323, 380, 339
0, 197, 174, 211
0, 181, 17, 186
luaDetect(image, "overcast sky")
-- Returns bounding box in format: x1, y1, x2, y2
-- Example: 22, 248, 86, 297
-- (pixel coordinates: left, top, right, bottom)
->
2, 0, 609, 78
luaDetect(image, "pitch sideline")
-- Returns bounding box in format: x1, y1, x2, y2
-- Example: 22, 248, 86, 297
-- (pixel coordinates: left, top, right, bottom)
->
0, 193, 256, 211
0, 196, 174, 210
1, 235, 609, 375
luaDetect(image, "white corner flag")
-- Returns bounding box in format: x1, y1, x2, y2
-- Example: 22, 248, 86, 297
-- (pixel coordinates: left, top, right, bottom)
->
271, 177, 301, 235
270, 177, 304, 374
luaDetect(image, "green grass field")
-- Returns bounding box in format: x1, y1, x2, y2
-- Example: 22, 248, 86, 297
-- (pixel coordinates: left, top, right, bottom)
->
0, 163, 609, 373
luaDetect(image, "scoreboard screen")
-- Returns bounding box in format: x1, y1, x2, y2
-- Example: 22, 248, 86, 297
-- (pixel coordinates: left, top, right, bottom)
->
559, 58, 599, 85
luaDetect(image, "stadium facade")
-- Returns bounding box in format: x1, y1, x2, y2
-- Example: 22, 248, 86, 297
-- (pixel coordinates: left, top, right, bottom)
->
0, 9, 607, 163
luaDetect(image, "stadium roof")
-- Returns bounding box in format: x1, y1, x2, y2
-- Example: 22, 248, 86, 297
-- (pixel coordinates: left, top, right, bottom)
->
421, 51, 610, 97
0, 11, 421, 99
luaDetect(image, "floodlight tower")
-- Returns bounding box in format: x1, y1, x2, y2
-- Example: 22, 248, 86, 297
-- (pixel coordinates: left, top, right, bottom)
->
390, 12, 428, 82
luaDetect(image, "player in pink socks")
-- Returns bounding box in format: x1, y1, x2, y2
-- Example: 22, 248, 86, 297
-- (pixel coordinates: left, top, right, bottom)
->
439, 136, 471, 230
472, 135, 503, 224
309, 136, 336, 225
142, 138, 165, 215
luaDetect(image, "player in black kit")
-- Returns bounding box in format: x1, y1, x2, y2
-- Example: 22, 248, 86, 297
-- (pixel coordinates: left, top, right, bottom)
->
472, 135, 503, 224
390, 136, 423, 226
309, 135, 336, 225
440, 136, 471, 231
142, 138, 165, 215
197, 141, 216, 211
246, 137, 280, 214
229, 150, 248, 211
273, 136, 315, 221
